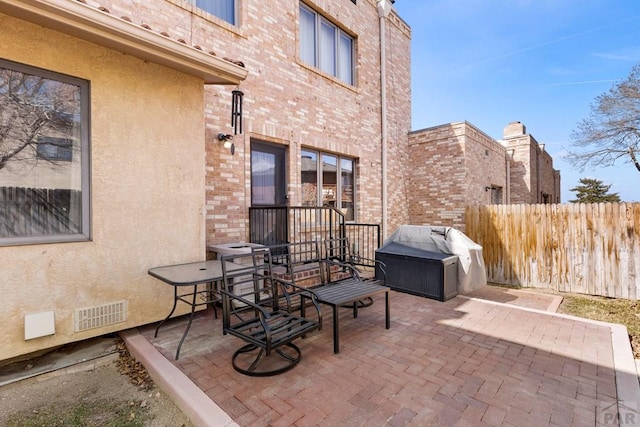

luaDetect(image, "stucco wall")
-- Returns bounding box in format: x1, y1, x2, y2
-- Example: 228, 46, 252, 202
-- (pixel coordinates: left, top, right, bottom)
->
0, 14, 206, 361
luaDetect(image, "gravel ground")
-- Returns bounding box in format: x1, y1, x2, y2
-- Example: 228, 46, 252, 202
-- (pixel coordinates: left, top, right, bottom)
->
0, 341, 192, 427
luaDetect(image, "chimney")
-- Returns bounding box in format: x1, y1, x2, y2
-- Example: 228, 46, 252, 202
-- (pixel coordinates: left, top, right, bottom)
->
503, 121, 526, 138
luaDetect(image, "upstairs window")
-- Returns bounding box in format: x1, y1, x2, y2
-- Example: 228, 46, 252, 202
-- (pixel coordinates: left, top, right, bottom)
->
299, 3, 354, 85
192, 0, 236, 25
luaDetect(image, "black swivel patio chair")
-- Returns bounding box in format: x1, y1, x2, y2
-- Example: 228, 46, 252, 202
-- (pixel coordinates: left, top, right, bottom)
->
220, 248, 322, 376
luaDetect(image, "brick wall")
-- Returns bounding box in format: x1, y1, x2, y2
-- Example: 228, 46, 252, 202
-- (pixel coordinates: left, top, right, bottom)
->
408, 122, 507, 230
202, 0, 413, 243
408, 121, 562, 230
407, 124, 465, 229
503, 122, 561, 204
462, 124, 507, 207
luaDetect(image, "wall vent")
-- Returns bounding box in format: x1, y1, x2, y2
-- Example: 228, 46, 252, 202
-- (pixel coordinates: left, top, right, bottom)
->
74, 300, 128, 332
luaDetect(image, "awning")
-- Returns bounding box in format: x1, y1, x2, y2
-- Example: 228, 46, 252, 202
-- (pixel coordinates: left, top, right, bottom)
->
0, 0, 248, 85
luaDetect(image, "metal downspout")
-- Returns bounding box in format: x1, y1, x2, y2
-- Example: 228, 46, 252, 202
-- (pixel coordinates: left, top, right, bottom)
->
377, 0, 391, 238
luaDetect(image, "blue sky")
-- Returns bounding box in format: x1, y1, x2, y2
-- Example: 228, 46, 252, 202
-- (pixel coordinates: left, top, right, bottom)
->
392, 1, 640, 202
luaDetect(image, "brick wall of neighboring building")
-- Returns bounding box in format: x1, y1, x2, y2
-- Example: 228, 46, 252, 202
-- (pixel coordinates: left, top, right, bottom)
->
408, 121, 561, 230
462, 124, 508, 207
408, 124, 467, 229
408, 122, 506, 230
89, 0, 412, 243
503, 121, 561, 204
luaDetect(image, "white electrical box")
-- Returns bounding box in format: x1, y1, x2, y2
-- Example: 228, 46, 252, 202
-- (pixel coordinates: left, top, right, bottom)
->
24, 311, 55, 340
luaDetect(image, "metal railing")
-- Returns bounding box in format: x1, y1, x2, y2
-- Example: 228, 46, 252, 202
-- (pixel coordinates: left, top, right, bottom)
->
345, 223, 381, 262
249, 206, 381, 264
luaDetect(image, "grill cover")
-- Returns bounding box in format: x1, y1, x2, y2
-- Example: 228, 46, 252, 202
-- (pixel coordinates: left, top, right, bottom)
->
377, 225, 487, 294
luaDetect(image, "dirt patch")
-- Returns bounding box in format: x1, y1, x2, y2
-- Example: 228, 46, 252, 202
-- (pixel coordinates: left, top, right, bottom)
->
0, 340, 192, 427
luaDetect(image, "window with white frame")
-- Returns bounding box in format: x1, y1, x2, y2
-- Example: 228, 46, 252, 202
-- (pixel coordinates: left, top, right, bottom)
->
191, 0, 236, 25
301, 149, 355, 221
299, 3, 354, 85
0, 59, 91, 245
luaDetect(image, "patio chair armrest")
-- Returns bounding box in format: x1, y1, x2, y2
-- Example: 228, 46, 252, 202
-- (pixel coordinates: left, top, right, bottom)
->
369, 258, 386, 283
323, 257, 361, 276
273, 277, 322, 321
219, 289, 271, 318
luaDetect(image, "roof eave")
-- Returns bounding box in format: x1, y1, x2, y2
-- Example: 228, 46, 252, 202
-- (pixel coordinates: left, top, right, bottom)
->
0, 0, 248, 85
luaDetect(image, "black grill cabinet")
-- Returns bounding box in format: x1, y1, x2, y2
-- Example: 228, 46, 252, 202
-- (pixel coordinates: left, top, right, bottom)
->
375, 242, 458, 301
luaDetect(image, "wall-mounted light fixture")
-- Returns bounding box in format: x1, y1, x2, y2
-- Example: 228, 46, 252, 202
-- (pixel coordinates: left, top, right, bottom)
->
217, 132, 235, 155
485, 185, 497, 192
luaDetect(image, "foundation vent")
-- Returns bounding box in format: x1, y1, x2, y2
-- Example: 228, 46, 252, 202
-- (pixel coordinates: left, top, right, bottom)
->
74, 300, 128, 332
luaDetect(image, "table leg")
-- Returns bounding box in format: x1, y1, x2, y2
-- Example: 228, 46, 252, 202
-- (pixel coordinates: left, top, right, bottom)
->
206, 280, 219, 319
175, 289, 199, 360
154, 287, 179, 338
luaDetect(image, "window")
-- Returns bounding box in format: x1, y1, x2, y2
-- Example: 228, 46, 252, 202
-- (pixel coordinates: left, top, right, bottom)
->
0, 59, 90, 245
301, 149, 355, 220
37, 137, 73, 162
191, 0, 237, 25
490, 186, 503, 204
299, 3, 354, 85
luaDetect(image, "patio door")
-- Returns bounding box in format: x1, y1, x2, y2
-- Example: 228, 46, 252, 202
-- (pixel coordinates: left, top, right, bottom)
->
250, 140, 288, 247
250, 140, 287, 206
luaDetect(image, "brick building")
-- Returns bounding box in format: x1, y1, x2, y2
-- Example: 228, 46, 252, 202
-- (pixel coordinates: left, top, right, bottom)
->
408, 121, 561, 229
196, 0, 412, 244
503, 121, 561, 205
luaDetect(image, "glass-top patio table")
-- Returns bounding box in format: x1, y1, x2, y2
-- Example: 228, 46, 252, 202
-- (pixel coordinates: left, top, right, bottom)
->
148, 259, 244, 359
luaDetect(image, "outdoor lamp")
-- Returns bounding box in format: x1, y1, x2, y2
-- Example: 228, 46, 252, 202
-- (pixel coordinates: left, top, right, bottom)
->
217, 132, 235, 155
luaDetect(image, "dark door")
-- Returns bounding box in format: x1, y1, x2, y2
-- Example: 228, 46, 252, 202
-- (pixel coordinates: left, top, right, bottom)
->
250, 140, 287, 206
250, 141, 288, 247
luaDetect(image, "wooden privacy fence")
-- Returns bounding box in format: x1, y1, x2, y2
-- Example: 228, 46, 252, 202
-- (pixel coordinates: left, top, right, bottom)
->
0, 186, 79, 237
465, 203, 640, 300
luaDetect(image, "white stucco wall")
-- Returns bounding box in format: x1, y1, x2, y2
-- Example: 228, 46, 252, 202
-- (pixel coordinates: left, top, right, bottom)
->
0, 14, 206, 361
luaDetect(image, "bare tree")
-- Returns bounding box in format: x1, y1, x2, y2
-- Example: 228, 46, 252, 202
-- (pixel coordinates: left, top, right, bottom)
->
567, 63, 640, 172
0, 68, 78, 171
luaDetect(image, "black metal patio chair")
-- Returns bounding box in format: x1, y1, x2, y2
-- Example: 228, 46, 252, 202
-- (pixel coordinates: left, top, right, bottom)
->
220, 248, 322, 376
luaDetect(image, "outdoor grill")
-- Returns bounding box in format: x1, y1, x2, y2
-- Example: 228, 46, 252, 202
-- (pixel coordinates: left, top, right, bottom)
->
375, 242, 458, 301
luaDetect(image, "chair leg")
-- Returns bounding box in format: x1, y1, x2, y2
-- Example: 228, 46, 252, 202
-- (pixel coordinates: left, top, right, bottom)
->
231, 343, 302, 377
385, 291, 390, 329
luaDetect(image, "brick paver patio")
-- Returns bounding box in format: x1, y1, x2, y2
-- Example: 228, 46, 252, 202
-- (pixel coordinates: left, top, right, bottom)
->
137, 289, 635, 426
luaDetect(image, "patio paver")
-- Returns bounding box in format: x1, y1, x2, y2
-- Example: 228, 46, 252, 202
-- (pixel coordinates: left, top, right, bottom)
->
128, 289, 640, 427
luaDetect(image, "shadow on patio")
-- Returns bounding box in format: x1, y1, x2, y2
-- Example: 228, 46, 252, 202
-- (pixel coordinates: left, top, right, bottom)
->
132, 289, 637, 426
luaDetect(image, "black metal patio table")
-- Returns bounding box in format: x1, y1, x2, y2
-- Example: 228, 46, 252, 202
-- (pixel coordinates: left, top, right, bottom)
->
148, 259, 244, 359
312, 279, 390, 354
